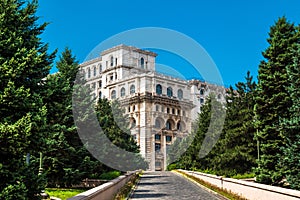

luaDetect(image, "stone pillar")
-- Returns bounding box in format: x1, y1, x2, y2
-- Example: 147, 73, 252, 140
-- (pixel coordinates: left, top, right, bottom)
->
163, 132, 167, 171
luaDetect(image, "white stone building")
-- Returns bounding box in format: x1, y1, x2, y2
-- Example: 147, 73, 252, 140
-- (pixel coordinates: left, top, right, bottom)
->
80, 44, 226, 171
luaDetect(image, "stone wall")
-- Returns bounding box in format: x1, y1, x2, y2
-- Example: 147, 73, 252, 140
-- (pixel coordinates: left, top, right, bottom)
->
179, 169, 300, 200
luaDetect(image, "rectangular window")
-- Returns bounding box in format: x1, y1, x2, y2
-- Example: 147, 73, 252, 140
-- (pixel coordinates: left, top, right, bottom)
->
155, 134, 161, 141
155, 143, 161, 151
166, 136, 172, 142
155, 161, 161, 167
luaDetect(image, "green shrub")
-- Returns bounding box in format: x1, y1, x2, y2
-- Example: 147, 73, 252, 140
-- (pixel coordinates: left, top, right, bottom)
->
231, 173, 255, 179
99, 171, 121, 180
167, 163, 178, 171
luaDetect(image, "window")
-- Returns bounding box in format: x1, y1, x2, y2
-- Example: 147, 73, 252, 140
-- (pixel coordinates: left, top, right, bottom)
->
87, 68, 91, 78
110, 56, 114, 66
155, 161, 161, 167
128, 106, 131, 112
166, 136, 172, 142
177, 122, 181, 131
166, 120, 173, 130
155, 134, 161, 141
177, 109, 181, 115
98, 80, 102, 88
156, 105, 159, 112
99, 91, 102, 98
167, 87, 173, 97
167, 108, 170, 114
99, 64, 102, 73
92, 82, 96, 89
177, 89, 183, 99
115, 58, 118, 66
120, 87, 125, 97
133, 105, 135, 111
155, 143, 161, 151
200, 98, 204, 104
93, 66, 96, 76
155, 119, 161, 128
172, 108, 175, 115
111, 90, 116, 99
130, 85, 135, 94
131, 118, 136, 128
141, 57, 144, 69
156, 84, 162, 95
200, 89, 204, 95
161, 106, 164, 112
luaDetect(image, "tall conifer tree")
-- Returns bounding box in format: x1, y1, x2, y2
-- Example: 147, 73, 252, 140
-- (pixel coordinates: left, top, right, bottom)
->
254, 17, 298, 184
280, 42, 300, 189
0, 0, 55, 199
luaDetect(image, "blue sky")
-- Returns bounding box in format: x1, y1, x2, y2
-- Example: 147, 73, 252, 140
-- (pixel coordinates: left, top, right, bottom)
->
37, 0, 299, 87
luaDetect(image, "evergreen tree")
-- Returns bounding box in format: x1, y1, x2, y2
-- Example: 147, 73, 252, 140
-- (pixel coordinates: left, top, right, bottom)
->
95, 98, 148, 170
280, 42, 300, 189
173, 95, 225, 171
0, 0, 55, 199
254, 17, 298, 184
214, 72, 257, 176
44, 48, 106, 187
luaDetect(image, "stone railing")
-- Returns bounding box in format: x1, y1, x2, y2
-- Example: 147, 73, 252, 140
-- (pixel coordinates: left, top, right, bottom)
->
178, 169, 300, 200
68, 170, 140, 200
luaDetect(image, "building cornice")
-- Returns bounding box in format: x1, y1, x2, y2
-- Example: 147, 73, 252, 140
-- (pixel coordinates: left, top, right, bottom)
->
101, 44, 157, 57
80, 57, 102, 67
118, 92, 195, 110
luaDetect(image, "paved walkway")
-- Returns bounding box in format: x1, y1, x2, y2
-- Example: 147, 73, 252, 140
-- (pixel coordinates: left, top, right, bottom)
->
129, 171, 222, 200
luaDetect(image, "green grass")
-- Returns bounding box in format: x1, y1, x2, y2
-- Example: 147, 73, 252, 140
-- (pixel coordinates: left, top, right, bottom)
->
45, 188, 86, 200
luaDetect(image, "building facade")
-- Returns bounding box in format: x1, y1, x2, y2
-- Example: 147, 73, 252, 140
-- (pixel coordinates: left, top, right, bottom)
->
80, 44, 226, 171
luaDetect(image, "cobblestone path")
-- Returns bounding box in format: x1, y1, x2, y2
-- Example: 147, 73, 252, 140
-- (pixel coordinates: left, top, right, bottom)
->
129, 171, 222, 200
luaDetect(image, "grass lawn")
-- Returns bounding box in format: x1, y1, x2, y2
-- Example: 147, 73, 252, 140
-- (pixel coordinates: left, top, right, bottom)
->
45, 188, 86, 200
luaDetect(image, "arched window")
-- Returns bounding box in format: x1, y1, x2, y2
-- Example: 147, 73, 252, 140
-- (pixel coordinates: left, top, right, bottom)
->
115, 58, 118, 66
167, 87, 173, 97
156, 84, 162, 95
99, 64, 102, 73
130, 118, 136, 128
177, 89, 183, 99
87, 68, 91, 78
177, 121, 185, 131
166, 120, 172, 130
177, 121, 181, 131
110, 56, 114, 66
155, 118, 161, 128
120, 87, 125, 97
99, 91, 102, 99
200, 89, 204, 95
111, 90, 116, 99
130, 85, 135, 94
140, 57, 144, 69
93, 66, 96, 76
